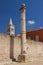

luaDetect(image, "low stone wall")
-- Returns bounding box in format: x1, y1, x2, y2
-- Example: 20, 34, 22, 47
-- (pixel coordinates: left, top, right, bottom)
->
26, 40, 43, 61
14, 37, 21, 60
0, 34, 43, 61
0, 34, 10, 59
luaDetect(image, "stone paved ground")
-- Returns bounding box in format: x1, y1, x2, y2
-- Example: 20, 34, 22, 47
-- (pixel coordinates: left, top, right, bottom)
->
0, 61, 43, 65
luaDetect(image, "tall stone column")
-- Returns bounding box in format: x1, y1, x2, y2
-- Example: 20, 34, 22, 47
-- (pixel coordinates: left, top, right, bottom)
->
7, 18, 15, 60
18, 3, 26, 62
20, 3, 26, 54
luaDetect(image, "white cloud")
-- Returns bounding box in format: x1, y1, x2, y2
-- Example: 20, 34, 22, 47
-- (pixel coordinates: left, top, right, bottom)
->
40, 27, 43, 29
28, 20, 35, 25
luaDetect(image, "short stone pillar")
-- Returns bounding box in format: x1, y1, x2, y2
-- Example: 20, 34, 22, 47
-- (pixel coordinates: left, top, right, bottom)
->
18, 3, 26, 62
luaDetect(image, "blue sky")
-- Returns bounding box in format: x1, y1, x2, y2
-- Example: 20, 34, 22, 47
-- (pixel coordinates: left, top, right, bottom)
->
0, 0, 43, 34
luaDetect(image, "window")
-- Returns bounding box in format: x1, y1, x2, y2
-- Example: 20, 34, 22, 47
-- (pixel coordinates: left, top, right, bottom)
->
28, 37, 31, 40
35, 35, 39, 41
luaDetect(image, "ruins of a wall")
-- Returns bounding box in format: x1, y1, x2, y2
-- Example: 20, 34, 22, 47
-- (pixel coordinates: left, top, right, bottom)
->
0, 34, 21, 60
0, 34, 10, 60
26, 39, 43, 61
0, 34, 43, 61
14, 37, 43, 61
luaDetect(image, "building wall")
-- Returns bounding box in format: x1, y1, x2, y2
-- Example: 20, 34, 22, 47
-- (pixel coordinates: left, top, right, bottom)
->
0, 34, 21, 60
14, 37, 21, 60
0, 33, 43, 61
0, 34, 10, 60
26, 29, 43, 42
14, 36, 43, 61
26, 39, 43, 61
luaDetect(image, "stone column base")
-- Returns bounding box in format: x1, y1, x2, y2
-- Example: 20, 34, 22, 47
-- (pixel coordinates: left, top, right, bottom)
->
17, 54, 26, 62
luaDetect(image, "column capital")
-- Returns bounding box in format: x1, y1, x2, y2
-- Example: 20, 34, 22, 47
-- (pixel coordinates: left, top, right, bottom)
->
20, 3, 26, 11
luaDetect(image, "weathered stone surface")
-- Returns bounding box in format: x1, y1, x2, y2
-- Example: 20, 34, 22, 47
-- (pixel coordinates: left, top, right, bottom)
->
0, 34, 10, 59
18, 54, 25, 62
0, 34, 43, 62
